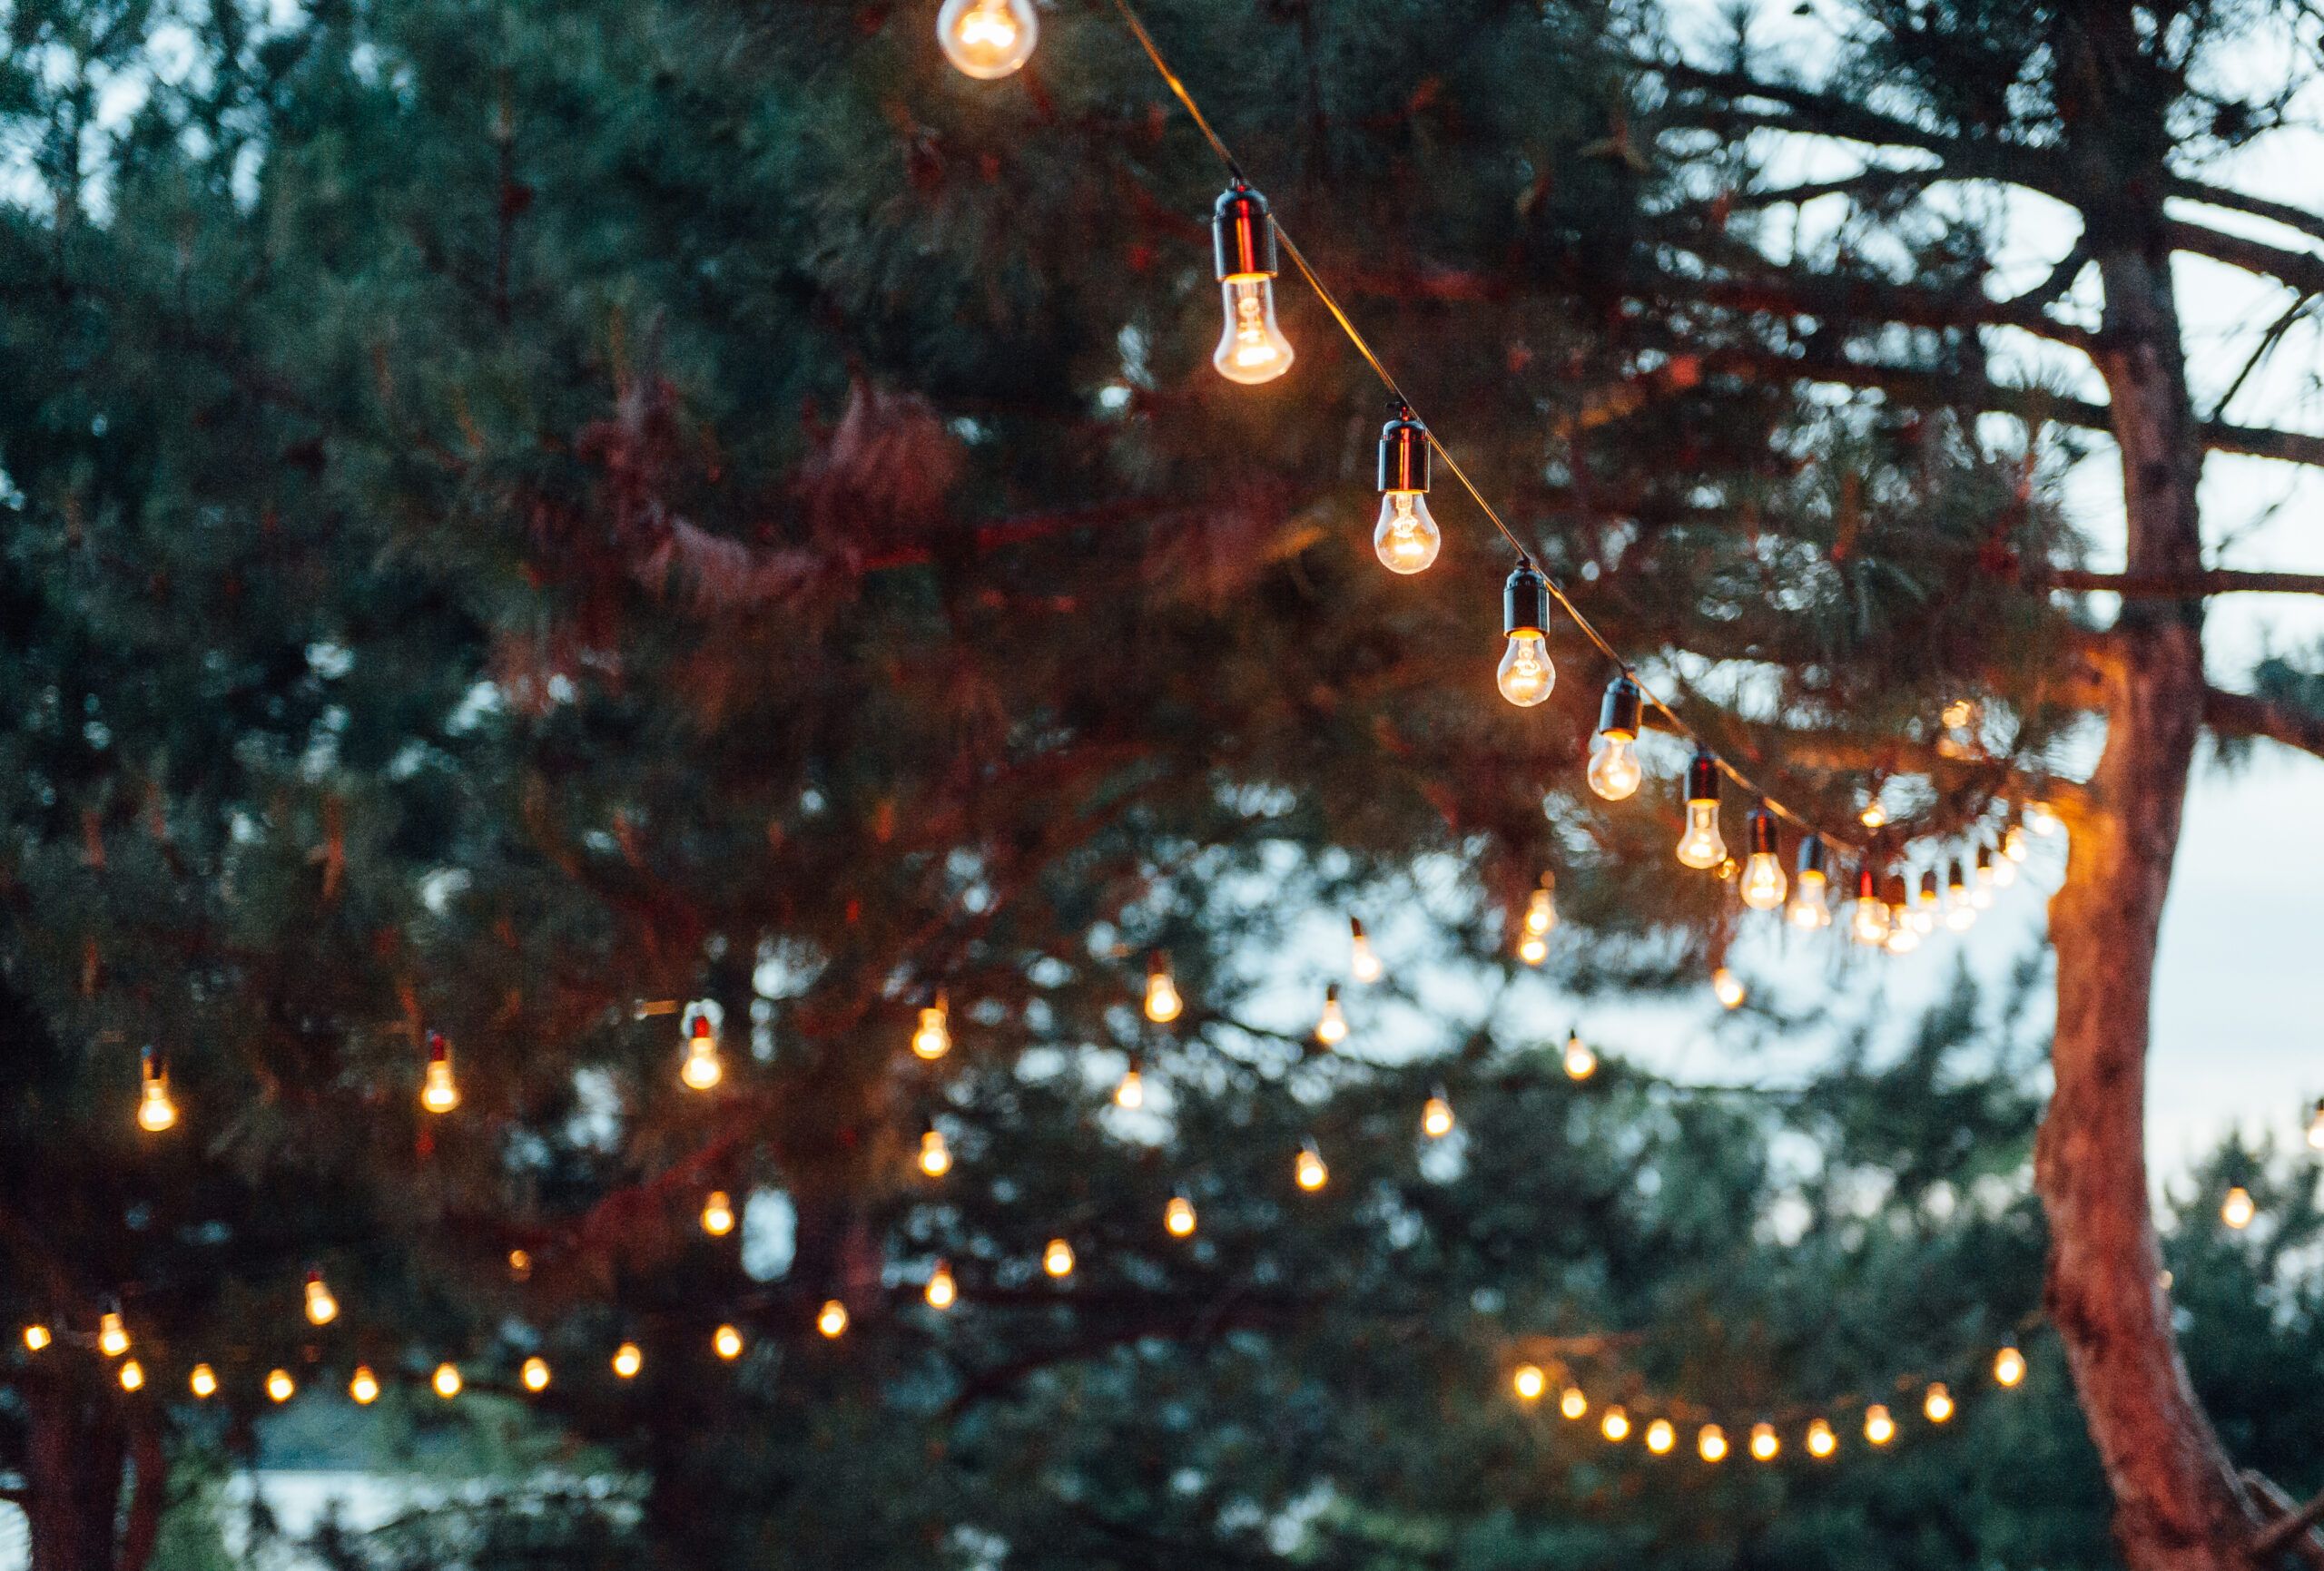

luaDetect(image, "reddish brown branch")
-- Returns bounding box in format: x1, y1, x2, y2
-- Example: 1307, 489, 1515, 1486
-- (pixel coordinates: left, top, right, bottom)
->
2034, 569, 2324, 598
2202, 686, 2324, 761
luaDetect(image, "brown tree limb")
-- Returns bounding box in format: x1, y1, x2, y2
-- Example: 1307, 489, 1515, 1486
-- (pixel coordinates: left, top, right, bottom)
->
2033, 569, 2324, 598
2162, 219, 2324, 299
2242, 1470, 2324, 1570
2168, 177, 2324, 249
2202, 686, 2324, 761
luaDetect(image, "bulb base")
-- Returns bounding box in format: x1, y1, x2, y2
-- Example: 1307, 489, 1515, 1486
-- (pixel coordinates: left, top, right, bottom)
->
1213, 183, 1278, 281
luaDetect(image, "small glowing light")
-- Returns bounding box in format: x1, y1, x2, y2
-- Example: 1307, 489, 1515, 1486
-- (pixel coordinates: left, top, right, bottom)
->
271, 1368, 300, 1404
1924, 1382, 1955, 1424
118, 1360, 145, 1392
714, 1325, 744, 1361
1749, 1422, 1779, 1461
508, 1249, 532, 1281
1374, 489, 1442, 574
1512, 1364, 1546, 1402
1860, 800, 1888, 830
680, 1012, 723, 1092
432, 1363, 462, 1399
919, 1128, 952, 1178
1992, 856, 2018, 888
911, 995, 951, 1061
1807, 1419, 1837, 1458
1563, 1033, 1597, 1082
348, 1367, 378, 1404
137, 1049, 178, 1134
817, 1300, 851, 1338
1043, 1239, 1077, 1278
1885, 916, 1921, 955
521, 1356, 551, 1392
99, 1311, 130, 1359
304, 1271, 339, 1327
23, 1324, 50, 1352
1349, 918, 1383, 984
420, 1033, 460, 1114
2024, 800, 2060, 836
1942, 698, 1974, 729
1165, 1195, 1197, 1238
2003, 825, 2030, 863
1422, 1094, 1455, 1140
190, 1363, 218, 1399
1698, 1424, 1728, 1463
1115, 1064, 1146, 1110
1315, 986, 1349, 1047
1588, 681, 1645, 800
1601, 1405, 1631, 1442
1711, 967, 1747, 1010
1994, 1346, 2026, 1388
2221, 1185, 2256, 1230
1676, 801, 1727, 870
926, 1262, 958, 1310
1145, 955, 1183, 1024
1864, 1404, 1896, 1445
702, 1190, 736, 1235
2308, 1098, 2324, 1152
1517, 932, 1549, 967
1295, 1143, 1328, 1193
936, 0, 1038, 79
1645, 1419, 1675, 1455
1524, 884, 1558, 938
1560, 1386, 1588, 1421
1738, 809, 1788, 910
613, 1341, 643, 1379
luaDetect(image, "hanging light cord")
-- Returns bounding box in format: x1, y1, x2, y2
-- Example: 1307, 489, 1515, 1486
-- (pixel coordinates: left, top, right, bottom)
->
1108, 0, 1868, 849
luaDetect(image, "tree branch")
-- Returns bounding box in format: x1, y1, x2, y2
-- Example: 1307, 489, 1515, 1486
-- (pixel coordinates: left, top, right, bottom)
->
2170, 177, 2324, 249
2243, 1469, 2324, 1569
2033, 569, 2324, 598
2164, 218, 2324, 298
2203, 686, 2324, 761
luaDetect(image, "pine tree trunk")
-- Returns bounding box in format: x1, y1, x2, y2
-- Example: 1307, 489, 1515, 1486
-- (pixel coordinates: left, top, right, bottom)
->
23, 1380, 129, 1571
2032, 241, 2258, 1570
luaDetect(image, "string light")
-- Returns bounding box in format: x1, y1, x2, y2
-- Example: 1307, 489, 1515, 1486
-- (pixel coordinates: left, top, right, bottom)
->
1698, 1424, 1728, 1463
1749, 1422, 1780, 1461
433, 1363, 462, 1399
1422, 1090, 1455, 1140
1993, 1346, 2026, 1388
927, 1262, 958, 1310
189, 1363, 218, 1399
1373, 407, 1441, 574
2308, 1097, 2324, 1152
1864, 1404, 1896, 1445
702, 1190, 737, 1236
714, 1324, 744, 1360
1923, 1382, 1955, 1423
1210, 182, 1294, 384
1560, 1386, 1589, 1421
911, 993, 951, 1061
1885, 876, 1921, 955
271, 1369, 299, 1404
1349, 918, 1384, 984
1676, 751, 1727, 870
820, 1298, 854, 1336
1711, 967, 1747, 1010
1970, 847, 1997, 908
1645, 1419, 1676, 1455
2024, 800, 2061, 837
349, 1366, 378, 1404
22, 1324, 49, 1352
1787, 837, 1831, 928
1496, 560, 1555, 707
98, 1309, 129, 1358
2221, 1185, 2256, 1229
1600, 1405, 1631, 1442
1860, 798, 1889, 830
420, 1031, 459, 1114
509, 1249, 532, 1281
1588, 677, 1645, 801
680, 1009, 723, 1092
1913, 870, 1941, 935
2004, 824, 2031, 863
1145, 952, 1184, 1024
1525, 876, 1559, 938
1739, 808, 1788, 911
522, 1356, 551, 1392
1043, 1239, 1077, 1278
1850, 866, 1891, 948
118, 1360, 144, 1392
1807, 1418, 1837, 1458
1992, 845, 2020, 886
1563, 1031, 1597, 1082
919, 1126, 953, 1178
1114, 1057, 1146, 1110
1295, 1141, 1329, 1193
1315, 986, 1348, 1047
1165, 1194, 1198, 1237
935, 0, 1037, 78
1512, 1364, 1546, 1402
136, 1047, 178, 1134
613, 1341, 643, 1379
1517, 928, 1549, 967
304, 1270, 339, 1327
1945, 862, 1976, 932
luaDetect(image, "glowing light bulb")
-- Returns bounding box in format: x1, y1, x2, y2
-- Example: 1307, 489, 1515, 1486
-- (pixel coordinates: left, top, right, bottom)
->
1787, 838, 1830, 928
118, 1360, 144, 1392
1145, 954, 1183, 1024
680, 1012, 723, 1092
1945, 863, 1976, 931
433, 1363, 461, 1399
1042, 1239, 1076, 1278
1560, 1387, 1588, 1420
2024, 800, 2060, 836
1860, 800, 1888, 830
1712, 967, 1747, 1010
1971, 846, 1998, 907
702, 1190, 736, 1235
99, 1311, 129, 1358
1374, 492, 1442, 575
190, 1363, 218, 1399
1645, 1419, 1675, 1455
935, 0, 1037, 79
1512, 1365, 1546, 1402
1495, 560, 1555, 707
1738, 807, 1787, 910
521, 1357, 551, 1392
2308, 1098, 2324, 1152
1349, 918, 1384, 984
271, 1369, 299, 1404
613, 1341, 643, 1379
911, 994, 951, 1061
1807, 1418, 1837, 1458
2004, 826, 2030, 864
1295, 1142, 1328, 1193
420, 1032, 459, 1114
1749, 1422, 1779, 1461
1698, 1424, 1728, 1463
1422, 1093, 1454, 1140
926, 1262, 958, 1310
1115, 1062, 1146, 1110
1588, 677, 1645, 800
1601, 1406, 1631, 1442
1675, 752, 1726, 869
508, 1249, 532, 1281
349, 1367, 378, 1403
23, 1324, 49, 1352
1518, 932, 1548, 967
1886, 918, 1921, 955
1992, 854, 2018, 888
1215, 278, 1295, 384
304, 1271, 339, 1327
1865, 1403, 1895, 1445
714, 1325, 743, 1361
1315, 986, 1348, 1047
1850, 869, 1892, 947
1912, 870, 1940, 934
1993, 1346, 2026, 1388
1923, 1382, 1954, 1423
1525, 882, 1558, 938
1563, 1032, 1597, 1081
919, 1128, 952, 1179
1165, 1195, 1197, 1237
2222, 1185, 2256, 1229
136, 1048, 178, 1134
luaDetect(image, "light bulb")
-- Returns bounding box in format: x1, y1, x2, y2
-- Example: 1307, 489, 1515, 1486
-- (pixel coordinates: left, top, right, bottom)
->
433, 1363, 462, 1399
819, 1299, 852, 1337
1923, 1382, 1954, 1423
118, 1360, 144, 1392
1349, 918, 1384, 984
2307, 1098, 2324, 1152
1512, 1365, 1546, 1401
1525, 883, 1558, 938
2024, 800, 2060, 836
1849, 869, 1891, 947
1589, 676, 1646, 800
1787, 838, 1829, 928
1563, 1033, 1597, 1081
1886, 914, 1921, 955
1945, 863, 1975, 930
509, 1249, 532, 1281
1992, 855, 2018, 888
911, 995, 950, 1061
1042, 1239, 1076, 1278
1374, 492, 1442, 574
23, 1324, 49, 1352
1165, 1195, 1197, 1237
2004, 825, 2029, 862
1518, 933, 1548, 967
1698, 1424, 1728, 1463
1864, 1403, 1895, 1445
1712, 967, 1747, 1010
1214, 278, 1295, 384
136, 1049, 177, 1134
304, 1271, 339, 1327
1749, 1422, 1779, 1461
1422, 1094, 1454, 1140
1315, 986, 1348, 1047
613, 1341, 643, 1379
919, 1128, 952, 1178
1601, 1406, 1631, 1442
1144, 954, 1183, 1024
1645, 1419, 1675, 1455
99, 1311, 129, 1358
1993, 1346, 2026, 1388
521, 1356, 551, 1392
1115, 1064, 1145, 1110
1807, 1418, 1837, 1458
927, 1262, 958, 1310
1560, 1387, 1588, 1420
349, 1367, 378, 1403
680, 1013, 723, 1092
714, 1325, 744, 1361
1676, 752, 1725, 869
271, 1369, 300, 1404
1496, 560, 1555, 707
1295, 1143, 1328, 1193
420, 1032, 459, 1114
1738, 807, 1787, 910
2222, 1185, 2256, 1229
1860, 800, 1888, 830
935, 0, 1037, 79
702, 1190, 737, 1235
190, 1364, 218, 1399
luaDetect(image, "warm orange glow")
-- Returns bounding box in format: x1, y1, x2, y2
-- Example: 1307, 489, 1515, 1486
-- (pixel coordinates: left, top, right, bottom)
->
714, 1325, 744, 1361
349, 1367, 378, 1404
432, 1363, 462, 1399
271, 1368, 300, 1404
702, 1190, 736, 1236
1512, 1364, 1546, 1402
613, 1341, 643, 1379
817, 1300, 851, 1338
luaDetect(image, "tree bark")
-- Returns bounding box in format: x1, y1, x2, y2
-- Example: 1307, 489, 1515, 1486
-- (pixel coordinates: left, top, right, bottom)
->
22, 1378, 133, 1571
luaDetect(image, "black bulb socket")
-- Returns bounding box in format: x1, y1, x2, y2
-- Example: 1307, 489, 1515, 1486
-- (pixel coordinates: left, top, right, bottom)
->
1503, 560, 1550, 638
1378, 407, 1430, 496
1685, 750, 1720, 807
1213, 182, 1278, 281
1747, 806, 1779, 859
1797, 835, 1827, 879
1598, 676, 1642, 741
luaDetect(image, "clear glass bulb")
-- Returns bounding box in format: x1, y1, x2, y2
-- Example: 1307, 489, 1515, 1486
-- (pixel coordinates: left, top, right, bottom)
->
1602, 1406, 1631, 1442
137, 1075, 178, 1134
703, 1190, 737, 1234
1563, 1034, 1597, 1081
935, 0, 1038, 79
1042, 1239, 1076, 1277
1213, 279, 1294, 384
1807, 1419, 1836, 1458
1295, 1144, 1327, 1192
1712, 967, 1747, 1009
1350, 932, 1383, 984
1524, 888, 1558, 937
190, 1364, 218, 1399
304, 1273, 338, 1326
1373, 491, 1441, 574
926, 1263, 957, 1310
1787, 870, 1829, 928
2221, 1185, 2255, 1229
911, 1003, 950, 1061
1993, 1346, 2026, 1388
1850, 895, 1891, 948
1738, 852, 1787, 910
1422, 1095, 1454, 1139
1924, 1383, 1955, 1423
433, 1363, 463, 1399
23, 1325, 50, 1352
1560, 1387, 1588, 1420
1144, 968, 1182, 1024
99, 1311, 129, 1358
1315, 993, 1348, 1046
1865, 1405, 1895, 1445
1115, 1067, 1145, 1110
714, 1325, 744, 1360
919, 1129, 952, 1178
522, 1356, 552, 1391
1165, 1195, 1197, 1237
819, 1299, 852, 1336
1586, 733, 1642, 800
1646, 1419, 1675, 1455
1496, 633, 1555, 707
681, 1020, 723, 1091
350, 1367, 379, 1403
421, 1055, 459, 1114
1674, 801, 1726, 869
